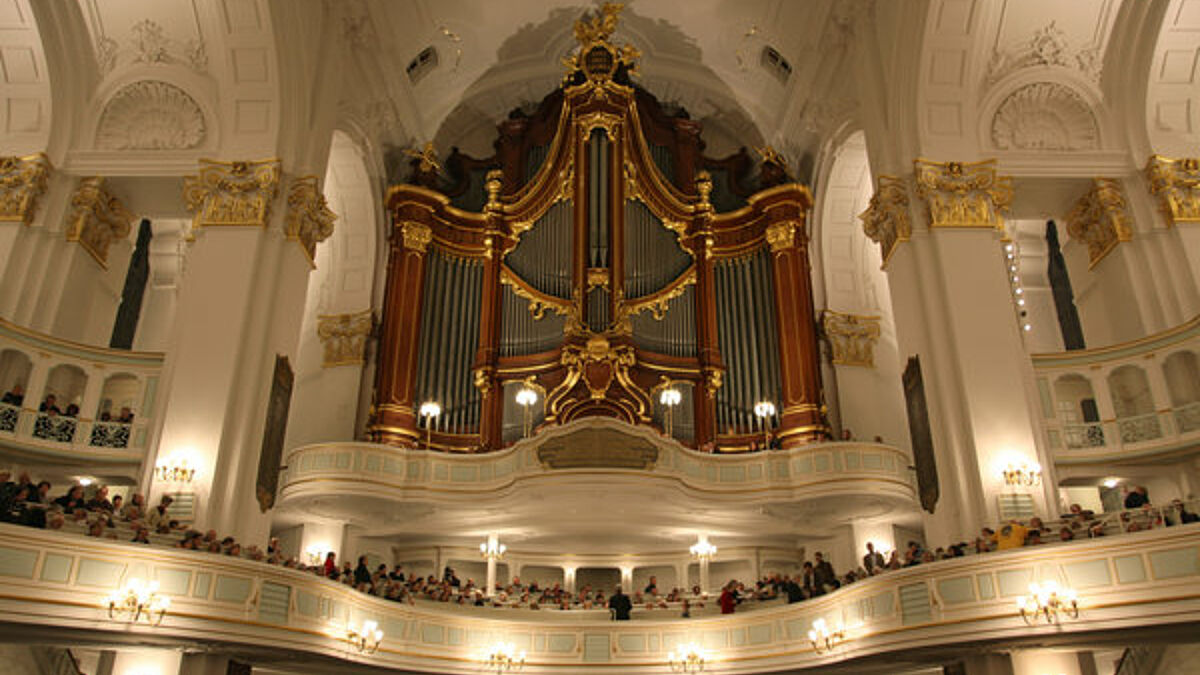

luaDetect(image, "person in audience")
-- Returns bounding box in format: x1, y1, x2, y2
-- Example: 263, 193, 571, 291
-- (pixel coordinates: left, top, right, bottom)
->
64, 403, 79, 418
146, 495, 174, 530
54, 484, 86, 511
1124, 485, 1150, 509
979, 527, 997, 551
1168, 499, 1200, 525
813, 552, 838, 591
996, 521, 1029, 550
39, 394, 61, 415
609, 586, 632, 620
644, 575, 658, 596
117, 407, 135, 424
45, 511, 64, 530
86, 485, 113, 512
718, 581, 737, 614
2, 384, 24, 406
354, 556, 372, 589
111, 494, 123, 513
267, 536, 280, 555
86, 520, 105, 538
322, 551, 337, 579
862, 542, 885, 573
131, 526, 151, 544
121, 493, 145, 520
1059, 527, 1075, 542
840, 428, 854, 441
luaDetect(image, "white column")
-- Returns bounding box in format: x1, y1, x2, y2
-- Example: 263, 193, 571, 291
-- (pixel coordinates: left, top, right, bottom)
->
177, 653, 235, 675
563, 566, 576, 594
619, 565, 634, 591
485, 533, 498, 597
1010, 649, 1083, 675
107, 648, 182, 675
697, 558, 710, 594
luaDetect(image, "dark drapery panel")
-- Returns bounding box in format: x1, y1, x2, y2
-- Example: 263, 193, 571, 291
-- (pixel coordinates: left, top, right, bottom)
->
109, 219, 152, 349
1045, 220, 1086, 350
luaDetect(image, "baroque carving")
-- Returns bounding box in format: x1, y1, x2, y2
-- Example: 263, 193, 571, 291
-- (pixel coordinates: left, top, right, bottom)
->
562, 2, 640, 85
316, 310, 373, 367
859, 175, 910, 266
985, 20, 1101, 86
1145, 155, 1200, 226
97, 19, 207, 75
66, 177, 135, 267
182, 159, 282, 232
285, 177, 336, 266
501, 267, 572, 320
1066, 178, 1132, 268
96, 81, 206, 150
400, 221, 432, 253
0, 153, 51, 225
765, 220, 800, 252
822, 310, 881, 368
913, 159, 1013, 230
991, 82, 1099, 151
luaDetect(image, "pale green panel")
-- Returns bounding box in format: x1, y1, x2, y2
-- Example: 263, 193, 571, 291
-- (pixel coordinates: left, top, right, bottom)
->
257, 581, 291, 624
618, 634, 646, 652
1063, 559, 1112, 588
450, 466, 477, 482
407, 462, 421, 479
771, 460, 789, 478
213, 575, 252, 603
0, 546, 38, 579
77, 558, 125, 588
583, 634, 611, 663
648, 634, 659, 651
480, 464, 494, 481
335, 452, 351, 469
814, 454, 830, 472
1037, 378, 1054, 418
845, 451, 860, 470
142, 376, 158, 413
937, 576, 976, 605
125, 562, 149, 581
863, 453, 884, 470
748, 623, 772, 644
731, 628, 746, 647
467, 629, 491, 647
748, 464, 763, 480
384, 618, 407, 638
434, 464, 448, 480
511, 634, 532, 653
193, 572, 212, 598
1047, 429, 1062, 450
155, 568, 191, 596
719, 466, 746, 482
870, 591, 895, 617
977, 574, 995, 600
448, 627, 463, 646
899, 582, 931, 625
996, 568, 1033, 597
702, 630, 728, 650
1115, 555, 1147, 584
547, 634, 576, 653
422, 623, 446, 644
785, 618, 806, 640
705, 465, 717, 481
533, 634, 545, 652
295, 590, 319, 617
1149, 547, 1200, 579
843, 599, 864, 624
40, 553, 72, 583
794, 457, 813, 474
364, 454, 381, 472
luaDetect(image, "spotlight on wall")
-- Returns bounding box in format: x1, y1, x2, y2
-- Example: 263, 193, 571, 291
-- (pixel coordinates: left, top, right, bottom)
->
807, 617, 844, 653
1016, 580, 1078, 624
1002, 460, 1042, 487
484, 642, 525, 672
666, 642, 706, 672
104, 578, 170, 625
347, 619, 384, 653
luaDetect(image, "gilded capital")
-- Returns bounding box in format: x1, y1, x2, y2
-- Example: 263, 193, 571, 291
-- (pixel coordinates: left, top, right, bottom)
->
285, 176, 336, 266
316, 309, 373, 367
765, 220, 800, 252
400, 221, 432, 253
859, 175, 911, 266
913, 159, 1013, 230
822, 310, 882, 368
66, 177, 134, 267
0, 153, 52, 225
1145, 155, 1200, 226
1066, 178, 1132, 269
182, 158, 282, 233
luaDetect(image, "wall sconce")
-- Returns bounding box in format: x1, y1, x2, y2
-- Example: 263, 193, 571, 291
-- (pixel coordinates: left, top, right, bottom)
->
807, 617, 844, 654
753, 400, 776, 447
515, 387, 538, 438
484, 642, 525, 672
105, 578, 170, 625
154, 456, 195, 484
480, 538, 507, 560
689, 537, 717, 561
347, 619, 384, 654
1002, 460, 1042, 487
304, 544, 328, 566
667, 642, 706, 672
419, 401, 441, 449
1016, 581, 1078, 624
659, 387, 681, 437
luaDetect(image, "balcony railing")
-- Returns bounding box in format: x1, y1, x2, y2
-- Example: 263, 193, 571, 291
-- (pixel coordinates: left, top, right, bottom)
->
1033, 315, 1200, 464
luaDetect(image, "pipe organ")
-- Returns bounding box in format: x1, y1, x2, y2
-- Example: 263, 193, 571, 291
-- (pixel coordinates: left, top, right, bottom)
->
369, 3, 826, 452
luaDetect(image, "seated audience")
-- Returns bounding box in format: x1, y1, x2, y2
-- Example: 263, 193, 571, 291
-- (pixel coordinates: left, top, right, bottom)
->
1, 384, 24, 407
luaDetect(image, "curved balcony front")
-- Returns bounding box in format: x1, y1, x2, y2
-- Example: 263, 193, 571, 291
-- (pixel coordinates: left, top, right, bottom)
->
0, 523, 1198, 673
0, 317, 162, 468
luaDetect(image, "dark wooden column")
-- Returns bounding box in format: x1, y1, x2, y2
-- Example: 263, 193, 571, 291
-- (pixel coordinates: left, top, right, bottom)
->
475, 172, 506, 451
691, 172, 721, 448
368, 215, 432, 446
764, 197, 826, 447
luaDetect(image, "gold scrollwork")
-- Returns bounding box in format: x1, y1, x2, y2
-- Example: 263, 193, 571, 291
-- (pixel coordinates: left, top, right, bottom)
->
587, 267, 610, 290
1067, 178, 1133, 269
474, 366, 493, 395
1145, 154, 1200, 226
500, 267, 572, 321
821, 310, 882, 368
0, 153, 51, 225
66, 177, 134, 267
562, 3, 640, 85
617, 267, 696, 323
401, 221, 432, 254
182, 158, 282, 233
578, 112, 622, 141
704, 369, 723, 399
285, 176, 337, 267
316, 309, 373, 367
558, 334, 638, 401
913, 159, 1013, 231
485, 169, 503, 212
765, 220, 800, 252
859, 175, 911, 267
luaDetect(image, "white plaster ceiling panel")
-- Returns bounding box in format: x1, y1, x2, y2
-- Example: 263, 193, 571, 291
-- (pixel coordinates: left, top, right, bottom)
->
920, 0, 981, 153
211, 0, 278, 154
78, 0, 207, 76
0, 0, 48, 153
1148, 0, 1200, 155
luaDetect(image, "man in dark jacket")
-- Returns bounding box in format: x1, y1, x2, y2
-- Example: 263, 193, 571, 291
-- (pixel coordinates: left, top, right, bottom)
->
814, 552, 838, 591
609, 587, 632, 620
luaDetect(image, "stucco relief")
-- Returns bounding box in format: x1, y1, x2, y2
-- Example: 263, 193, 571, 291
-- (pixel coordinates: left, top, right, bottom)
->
95, 18, 207, 76
990, 82, 1099, 151
96, 81, 206, 150
986, 20, 1101, 86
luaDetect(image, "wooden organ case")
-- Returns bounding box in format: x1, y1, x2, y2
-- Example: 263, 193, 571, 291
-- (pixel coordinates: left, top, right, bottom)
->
368, 4, 827, 452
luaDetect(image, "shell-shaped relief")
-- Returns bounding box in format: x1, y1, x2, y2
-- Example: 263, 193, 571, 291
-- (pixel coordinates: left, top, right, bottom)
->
990, 82, 1099, 152
96, 80, 206, 150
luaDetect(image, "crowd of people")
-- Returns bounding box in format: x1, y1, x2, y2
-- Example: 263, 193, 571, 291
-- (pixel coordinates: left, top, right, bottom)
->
0, 385, 135, 424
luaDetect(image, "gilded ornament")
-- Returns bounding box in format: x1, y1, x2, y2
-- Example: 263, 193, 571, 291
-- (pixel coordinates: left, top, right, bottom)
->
704, 369, 723, 398
913, 159, 1013, 230
65, 177, 135, 267
1066, 178, 1132, 269
484, 169, 503, 212
0, 153, 51, 225
859, 175, 911, 267
562, 3, 640, 85
316, 309, 373, 367
765, 220, 799, 252
578, 112, 621, 141
500, 267, 572, 320
401, 221, 432, 253
617, 268, 696, 321
182, 158, 282, 233
474, 366, 493, 395
1145, 155, 1200, 226
285, 176, 336, 267
403, 142, 442, 175
587, 267, 610, 290
822, 310, 882, 367
695, 170, 713, 211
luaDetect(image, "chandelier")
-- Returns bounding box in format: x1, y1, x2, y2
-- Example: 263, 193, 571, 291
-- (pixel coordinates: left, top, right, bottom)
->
480, 538, 507, 560
515, 387, 538, 438
807, 618, 844, 654
104, 578, 170, 625
667, 642, 706, 673
347, 619, 384, 653
1016, 580, 1078, 624
484, 642, 525, 672
1002, 460, 1042, 487
154, 457, 195, 483
689, 537, 717, 561
419, 400, 441, 448
753, 400, 776, 447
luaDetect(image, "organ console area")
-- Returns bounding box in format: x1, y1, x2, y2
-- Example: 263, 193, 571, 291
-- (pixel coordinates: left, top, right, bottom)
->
368, 5, 826, 453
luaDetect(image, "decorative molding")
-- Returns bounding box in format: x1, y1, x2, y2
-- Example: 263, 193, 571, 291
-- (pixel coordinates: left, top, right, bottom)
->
765, 220, 800, 252
500, 267, 572, 321
96, 18, 207, 76
96, 81, 206, 150
1145, 155, 1200, 226
400, 221, 432, 254
985, 20, 1101, 87
822, 310, 881, 368
316, 310, 373, 367
0, 153, 52, 225
182, 159, 282, 233
859, 175, 910, 266
1066, 178, 1132, 269
990, 82, 1099, 151
285, 176, 336, 266
65, 177, 134, 267
562, 2, 640, 85
618, 268, 696, 321
913, 159, 1013, 231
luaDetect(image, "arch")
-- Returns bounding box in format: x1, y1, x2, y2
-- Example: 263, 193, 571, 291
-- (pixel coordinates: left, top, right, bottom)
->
1052, 373, 1104, 448
93, 79, 208, 151
1163, 350, 1200, 406
1144, 0, 1200, 156
987, 80, 1102, 152
0, 349, 32, 400
41, 363, 86, 413
1107, 364, 1162, 443
96, 372, 140, 420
